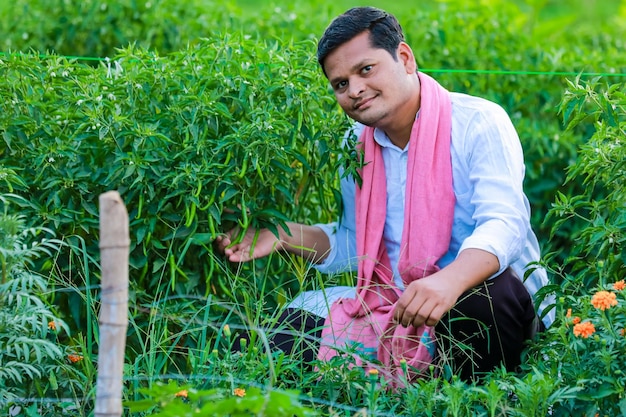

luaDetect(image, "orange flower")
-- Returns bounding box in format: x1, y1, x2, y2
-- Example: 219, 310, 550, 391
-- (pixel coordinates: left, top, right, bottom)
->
565, 308, 572, 318
68, 354, 83, 363
573, 321, 595, 338
233, 388, 246, 397
368, 368, 379, 376
613, 280, 625, 291
175, 390, 188, 398
48, 321, 57, 331
572, 316, 581, 324
591, 291, 618, 310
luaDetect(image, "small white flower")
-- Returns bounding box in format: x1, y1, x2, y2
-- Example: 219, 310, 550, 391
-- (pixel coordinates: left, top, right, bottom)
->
50, 72, 56, 78
102, 86, 108, 90
113, 61, 123, 77
62, 71, 69, 77
96, 95, 103, 101
22, 32, 29, 40
48, 157, 55, 163
135, 83, 143, 90
77, 99, 84, 106
108, 93, 116, 100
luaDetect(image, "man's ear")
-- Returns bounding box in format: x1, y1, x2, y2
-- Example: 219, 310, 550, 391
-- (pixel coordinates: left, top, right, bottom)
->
397, 42, 417, 74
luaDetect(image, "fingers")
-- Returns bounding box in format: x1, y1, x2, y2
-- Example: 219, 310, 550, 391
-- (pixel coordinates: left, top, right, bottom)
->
394, 290, 423, 327
214, 231, 234, 253
218, 241, 251, 262
216, 239, 250, 262
215, 227, 281, 263
397, 297, 435, 328
393, 283, 447, 328
214, 228, 248, 261
424, 305, 447, 327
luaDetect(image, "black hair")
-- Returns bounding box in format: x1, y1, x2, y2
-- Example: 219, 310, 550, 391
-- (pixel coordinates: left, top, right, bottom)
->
317, 7, 405, 75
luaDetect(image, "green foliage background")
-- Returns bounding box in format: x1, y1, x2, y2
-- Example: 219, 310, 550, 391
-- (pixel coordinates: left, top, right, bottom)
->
0, 0, 625, 415
2, 0, 624, 300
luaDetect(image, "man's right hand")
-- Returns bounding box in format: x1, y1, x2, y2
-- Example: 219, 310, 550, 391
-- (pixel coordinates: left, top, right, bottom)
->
215, 227, 282, 262
215, 222, 331, 264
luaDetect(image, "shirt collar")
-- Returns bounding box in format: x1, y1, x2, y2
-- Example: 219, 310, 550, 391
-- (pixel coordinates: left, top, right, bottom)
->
371, 111, 420, 152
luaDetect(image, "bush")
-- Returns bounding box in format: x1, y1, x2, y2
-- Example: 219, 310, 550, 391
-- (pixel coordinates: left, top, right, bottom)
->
523, 77, 626, 416
0, 195, 65, 404
544, 77, 626, 291
0, 35, 350, 325
0, 0, 240, 59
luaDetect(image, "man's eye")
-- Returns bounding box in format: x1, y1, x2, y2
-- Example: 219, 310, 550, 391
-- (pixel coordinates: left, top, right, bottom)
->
336, 80, 348, 89
362, 65, 373, 74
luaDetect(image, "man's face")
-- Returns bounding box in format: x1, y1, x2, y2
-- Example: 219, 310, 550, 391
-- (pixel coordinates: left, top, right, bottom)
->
324, 31, 417, 129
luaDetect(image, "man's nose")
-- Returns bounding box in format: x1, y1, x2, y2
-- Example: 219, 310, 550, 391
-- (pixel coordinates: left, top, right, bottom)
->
347, 79, 365, 98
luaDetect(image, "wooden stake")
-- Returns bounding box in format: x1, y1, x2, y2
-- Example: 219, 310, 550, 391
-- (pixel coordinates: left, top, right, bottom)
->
95, 191, 130, 417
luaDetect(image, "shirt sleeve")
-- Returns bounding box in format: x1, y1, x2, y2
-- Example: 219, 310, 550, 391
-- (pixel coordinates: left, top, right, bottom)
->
455, 101, 530, 277
312, 174, 359, 274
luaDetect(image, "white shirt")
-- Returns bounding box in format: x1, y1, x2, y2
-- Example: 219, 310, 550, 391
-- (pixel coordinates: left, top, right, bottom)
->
290, 92, 554, 327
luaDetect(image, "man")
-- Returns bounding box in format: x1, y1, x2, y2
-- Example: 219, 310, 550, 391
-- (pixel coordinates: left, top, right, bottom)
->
217, 7, 553, 382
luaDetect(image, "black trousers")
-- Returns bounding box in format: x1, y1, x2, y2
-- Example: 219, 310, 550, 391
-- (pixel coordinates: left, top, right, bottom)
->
268, 268, 542, 380
434, 267, 543, 381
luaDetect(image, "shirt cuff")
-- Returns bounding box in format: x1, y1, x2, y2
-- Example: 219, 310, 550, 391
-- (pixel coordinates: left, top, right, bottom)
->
311, 222, 338, 273
457, 220, 523, 279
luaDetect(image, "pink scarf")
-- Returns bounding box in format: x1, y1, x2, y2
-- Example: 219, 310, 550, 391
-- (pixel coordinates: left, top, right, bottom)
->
317, 72, 455, 384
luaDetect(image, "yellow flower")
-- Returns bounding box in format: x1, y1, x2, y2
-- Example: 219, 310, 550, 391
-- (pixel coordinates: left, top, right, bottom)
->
613, 280, 625, 291
175, 390, 188, 398
233, 388, 246, 397
573, 321, 595, 338
48, 321, 57, 331
591, 291, 618, 310
368, 368, 379, 376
